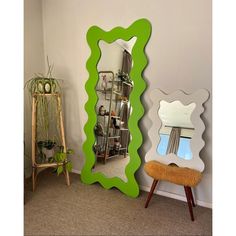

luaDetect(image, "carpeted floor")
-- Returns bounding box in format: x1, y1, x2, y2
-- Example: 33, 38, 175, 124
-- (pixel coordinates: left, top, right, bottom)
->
24, 169, 212, 236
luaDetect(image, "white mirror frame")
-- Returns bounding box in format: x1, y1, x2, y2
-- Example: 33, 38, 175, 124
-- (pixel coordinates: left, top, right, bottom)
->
145, 89, 209, 172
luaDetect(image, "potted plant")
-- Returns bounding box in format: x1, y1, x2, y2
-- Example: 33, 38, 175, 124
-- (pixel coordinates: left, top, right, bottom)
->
25, 58, 61, 95
48, 146, 74, 175
37, 140, 56, 163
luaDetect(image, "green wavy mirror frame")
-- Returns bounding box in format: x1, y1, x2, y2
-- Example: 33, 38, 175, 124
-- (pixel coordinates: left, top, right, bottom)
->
81, 18, 152, 198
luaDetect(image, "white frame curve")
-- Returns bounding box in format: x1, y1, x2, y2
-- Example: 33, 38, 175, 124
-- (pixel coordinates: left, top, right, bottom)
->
145, 89, 209, 172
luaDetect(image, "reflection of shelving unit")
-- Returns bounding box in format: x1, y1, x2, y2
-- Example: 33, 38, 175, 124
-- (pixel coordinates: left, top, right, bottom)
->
95, 71, 132, 164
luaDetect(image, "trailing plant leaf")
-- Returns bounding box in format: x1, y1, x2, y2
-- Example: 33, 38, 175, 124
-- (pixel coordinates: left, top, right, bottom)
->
60, 152, 66, 162
24, 59, 63, 148
57, 165, 63, 176
67, 149, 74, 155
50, 145, 74, 175
54, 152, 62, 162
48, 157, 54, 163
66, 161, 73, 172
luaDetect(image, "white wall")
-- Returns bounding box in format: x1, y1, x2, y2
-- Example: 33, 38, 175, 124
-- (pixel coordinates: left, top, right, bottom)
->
24, 0, 45, 177
35, 0, 211, 206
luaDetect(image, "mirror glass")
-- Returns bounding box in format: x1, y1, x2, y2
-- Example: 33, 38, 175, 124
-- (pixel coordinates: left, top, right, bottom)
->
157, 101, 196, 160
92, 38, 136, 181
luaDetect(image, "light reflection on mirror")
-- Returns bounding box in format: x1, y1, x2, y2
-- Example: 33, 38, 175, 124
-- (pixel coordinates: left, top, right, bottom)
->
92, 38, 137, 182
156, 101, 196, 160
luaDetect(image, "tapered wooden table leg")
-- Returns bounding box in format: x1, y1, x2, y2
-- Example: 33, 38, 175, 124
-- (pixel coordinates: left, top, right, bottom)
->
184, 186, 194, 221
188, 187, 196, 207
145, 179, 158, 208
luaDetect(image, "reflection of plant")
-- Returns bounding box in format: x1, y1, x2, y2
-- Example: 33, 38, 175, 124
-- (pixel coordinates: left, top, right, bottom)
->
48, 146, 74, 175
116, 70, 132, 84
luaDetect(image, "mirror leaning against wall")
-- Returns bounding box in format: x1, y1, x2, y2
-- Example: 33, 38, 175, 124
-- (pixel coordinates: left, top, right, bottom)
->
145, 89, 209, 172
81, 19, 152, 198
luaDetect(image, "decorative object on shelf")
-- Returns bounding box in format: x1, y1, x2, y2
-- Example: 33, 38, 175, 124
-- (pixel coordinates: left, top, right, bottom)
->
111, 117, 121, 129
81, 18, 152, 198
98, 105, 106, 116
93, 144, 102, 155
113, 141, 121, 151
94, 122, 105, 136
101, 74, 107, 90
111, 110, 116, 116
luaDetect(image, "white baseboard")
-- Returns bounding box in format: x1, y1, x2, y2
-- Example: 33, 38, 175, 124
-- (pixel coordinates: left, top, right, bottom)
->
72, 169, 81, 174
140, 185, 212, 209
71, 169, 212, 209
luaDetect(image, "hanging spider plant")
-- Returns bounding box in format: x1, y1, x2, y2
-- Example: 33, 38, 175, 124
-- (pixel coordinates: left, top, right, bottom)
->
25, 58, 73, 175
25, 58, 61, 95
25, 58, 73, 174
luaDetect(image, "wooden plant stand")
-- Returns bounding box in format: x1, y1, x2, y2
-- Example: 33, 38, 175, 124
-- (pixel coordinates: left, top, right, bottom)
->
31, 93, 70, 191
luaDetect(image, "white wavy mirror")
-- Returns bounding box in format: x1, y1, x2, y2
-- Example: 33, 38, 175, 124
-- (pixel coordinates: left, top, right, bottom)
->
145, 89, 209, 172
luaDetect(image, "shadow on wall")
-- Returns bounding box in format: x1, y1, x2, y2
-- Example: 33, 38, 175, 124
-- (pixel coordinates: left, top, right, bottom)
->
54, 66, 85, 169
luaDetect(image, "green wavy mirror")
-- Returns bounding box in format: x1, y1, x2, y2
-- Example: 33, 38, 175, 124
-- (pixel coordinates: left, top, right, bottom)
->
81, 18, 152, 197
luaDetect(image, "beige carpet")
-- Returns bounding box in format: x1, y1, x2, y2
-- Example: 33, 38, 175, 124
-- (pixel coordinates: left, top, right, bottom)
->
24, 170, 212, 236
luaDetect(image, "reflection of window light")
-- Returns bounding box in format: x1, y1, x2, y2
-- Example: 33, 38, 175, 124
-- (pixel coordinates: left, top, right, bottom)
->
177, 137, 192, 160
157, 134, 192, 160
157, 134, 169, 155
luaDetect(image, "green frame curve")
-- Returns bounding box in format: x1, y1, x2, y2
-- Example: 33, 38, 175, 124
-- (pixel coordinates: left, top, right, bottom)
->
81, 18, 152, 198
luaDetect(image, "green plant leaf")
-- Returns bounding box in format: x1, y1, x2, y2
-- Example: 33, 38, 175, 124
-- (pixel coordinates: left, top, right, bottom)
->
60, 153, 66, 162
67, 149, 74, 154
66, 162, 73, 172
48, 157, 54, 163
54, 152, 66, 162
54, 152, 61, 162
57, 166, 63, 176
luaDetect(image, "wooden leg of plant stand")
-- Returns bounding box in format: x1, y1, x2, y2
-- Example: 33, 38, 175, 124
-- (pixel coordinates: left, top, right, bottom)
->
145, 179, 159, 208
63, 165, 70, 186
32, 167, 37, 192
184, 186, 195, 221
57, 95, 70, 186
65, 169, 70, 186
32, 96, 37, 192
